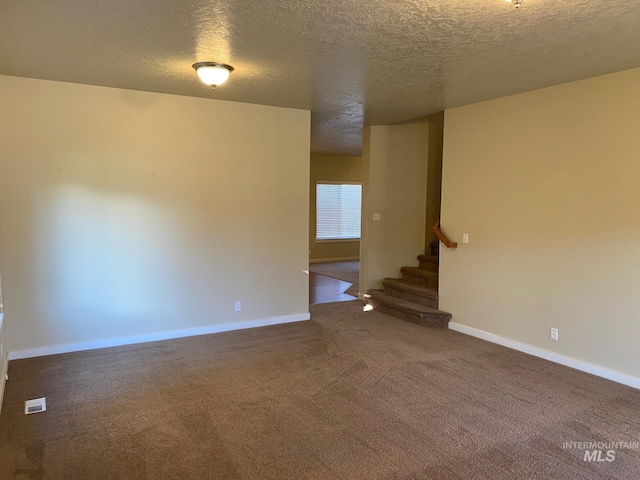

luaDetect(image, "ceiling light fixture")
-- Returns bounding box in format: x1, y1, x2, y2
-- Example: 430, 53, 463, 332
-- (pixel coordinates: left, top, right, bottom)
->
506, 0, 523, 7
192, 62, 234, 89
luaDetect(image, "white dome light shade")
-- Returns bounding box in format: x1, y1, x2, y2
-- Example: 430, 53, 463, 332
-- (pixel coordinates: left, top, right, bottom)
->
192, 62, 234, 89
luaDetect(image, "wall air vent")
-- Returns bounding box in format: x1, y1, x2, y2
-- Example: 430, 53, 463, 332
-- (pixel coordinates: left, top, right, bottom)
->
25, 397, 46, 414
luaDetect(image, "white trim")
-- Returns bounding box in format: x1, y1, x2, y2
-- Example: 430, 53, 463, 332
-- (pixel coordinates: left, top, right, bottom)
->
8, 313, 311, 360
449, 322, 640, 390
315, 238, 360, 244
0, 313, 7, 414
316, 180, 362, 186
309, 257, 359, 264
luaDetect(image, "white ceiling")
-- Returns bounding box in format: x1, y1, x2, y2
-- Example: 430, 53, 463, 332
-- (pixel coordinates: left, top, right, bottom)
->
2, 0, 640, 155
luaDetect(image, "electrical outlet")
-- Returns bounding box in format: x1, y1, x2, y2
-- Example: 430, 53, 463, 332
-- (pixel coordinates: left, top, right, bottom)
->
235, 301, 242, 312
550, 328, 559, 341
462, 233, 469, 244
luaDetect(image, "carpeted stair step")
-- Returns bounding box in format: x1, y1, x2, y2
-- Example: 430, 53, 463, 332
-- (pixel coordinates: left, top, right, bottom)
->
430, 240, 439, 256
366, 290, 451, 328
383, 278, 439, 309
417, 254, 439, 272
400, 266, 438, 289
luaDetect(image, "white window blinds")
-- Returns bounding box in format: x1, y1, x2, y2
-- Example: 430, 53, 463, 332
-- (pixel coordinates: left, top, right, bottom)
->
316, 182, 362, 241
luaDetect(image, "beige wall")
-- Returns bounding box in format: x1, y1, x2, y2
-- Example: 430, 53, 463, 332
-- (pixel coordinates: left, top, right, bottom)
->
440, 67, 640, 379
0, 75, 310, 354
361, 124, 429, 292
396, 112, 445, 250
0, 313, 6, 412
309, 154, 362, 262
0, 190, 7, 409
425, 112, 444, 250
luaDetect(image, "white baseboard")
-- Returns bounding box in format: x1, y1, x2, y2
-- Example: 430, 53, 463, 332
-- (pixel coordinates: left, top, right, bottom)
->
8, 312, 311, 361
449, 322, 640, 390
309, 257, 359, 264
0, 313, 7, 414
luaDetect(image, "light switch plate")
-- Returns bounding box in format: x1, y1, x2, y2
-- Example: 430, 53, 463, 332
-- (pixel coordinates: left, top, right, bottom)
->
373, 213, 381, 221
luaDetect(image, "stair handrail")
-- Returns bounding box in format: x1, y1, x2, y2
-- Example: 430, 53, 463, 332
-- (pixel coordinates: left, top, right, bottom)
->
431, 220, 458, 249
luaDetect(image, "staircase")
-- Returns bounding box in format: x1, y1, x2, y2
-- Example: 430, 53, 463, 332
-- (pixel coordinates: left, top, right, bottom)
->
365, 241, 452, 328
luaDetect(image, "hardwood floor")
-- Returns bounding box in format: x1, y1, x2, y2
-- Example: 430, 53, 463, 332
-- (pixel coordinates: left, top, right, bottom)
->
309, 272, 356, 305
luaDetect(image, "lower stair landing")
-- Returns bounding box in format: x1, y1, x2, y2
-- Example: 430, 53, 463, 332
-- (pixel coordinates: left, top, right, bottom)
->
364, 242, 452, 328
366, 290, 450, 328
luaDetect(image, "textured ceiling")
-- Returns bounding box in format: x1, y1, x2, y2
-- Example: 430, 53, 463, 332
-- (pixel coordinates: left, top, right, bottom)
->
2, 0, 640, 155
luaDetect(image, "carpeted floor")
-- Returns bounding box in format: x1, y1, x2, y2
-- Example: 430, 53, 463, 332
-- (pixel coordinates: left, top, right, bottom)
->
1, 301, 639, 479
308, 261, 359, 296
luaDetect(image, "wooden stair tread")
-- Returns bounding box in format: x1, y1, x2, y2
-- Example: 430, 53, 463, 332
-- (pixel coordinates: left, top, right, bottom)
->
430, 240, 439, 256
383, 278, 438, 299
367, 290, 451, 319
400, 266, 439, 279
367, 244, 449, 328
417, 254, 438, 263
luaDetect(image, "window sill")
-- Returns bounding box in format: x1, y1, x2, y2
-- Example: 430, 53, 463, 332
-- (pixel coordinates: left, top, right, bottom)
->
315, 238, 360, 244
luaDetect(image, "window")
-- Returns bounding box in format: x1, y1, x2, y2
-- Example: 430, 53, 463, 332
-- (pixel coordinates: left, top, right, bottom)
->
316, 182, 362, 242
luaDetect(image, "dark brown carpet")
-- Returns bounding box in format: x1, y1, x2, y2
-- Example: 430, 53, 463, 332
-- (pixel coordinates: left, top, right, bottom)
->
1, 301, 639, 479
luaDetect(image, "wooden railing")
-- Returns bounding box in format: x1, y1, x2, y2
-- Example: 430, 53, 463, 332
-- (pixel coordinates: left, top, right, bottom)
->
431, 221, 458, 249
